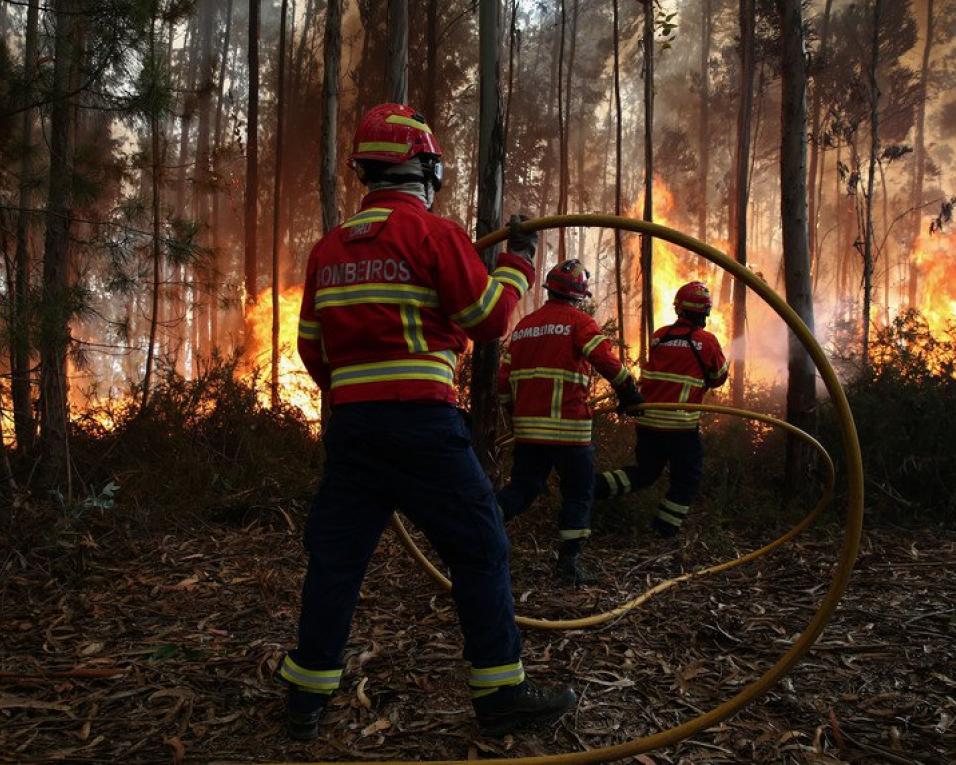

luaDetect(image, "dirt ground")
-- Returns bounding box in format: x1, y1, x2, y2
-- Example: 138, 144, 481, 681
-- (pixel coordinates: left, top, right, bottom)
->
1, 507, 954, 764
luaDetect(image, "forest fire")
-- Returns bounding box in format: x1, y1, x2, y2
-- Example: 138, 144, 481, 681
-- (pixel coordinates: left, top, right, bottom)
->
241, 287, 321, 422
912, 229, 956, 339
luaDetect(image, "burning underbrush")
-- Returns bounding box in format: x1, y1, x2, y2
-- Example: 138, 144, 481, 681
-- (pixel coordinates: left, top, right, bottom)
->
62, 357, 322, 529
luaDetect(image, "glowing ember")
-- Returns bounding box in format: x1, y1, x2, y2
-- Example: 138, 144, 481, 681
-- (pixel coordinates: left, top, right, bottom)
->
241, 287, 322, 422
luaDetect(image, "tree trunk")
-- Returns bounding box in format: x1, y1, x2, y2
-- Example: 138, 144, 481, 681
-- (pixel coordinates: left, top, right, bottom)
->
472, 0, 505, 471
640, 0, 654, 363
696, 0, 711, 253
556, 0, 568, 260
612, 0, 625, 353
39, 0, 80, 492
862, 0, 882, 369
143, 11, 164, 410
779, 0, 817, 490
503, 0, 518, 159
387, 0, 408, 103
194, 0, 216, 361
423, 0, 438, 122
11, 0, 40, 451
270, 0, 289, 408
321, 0, 343, 234
908, 0, 933, 307
211, 0, 234, 352
730, 0, 755, 408
244, 0, 261, 305
807, 0, 833, 279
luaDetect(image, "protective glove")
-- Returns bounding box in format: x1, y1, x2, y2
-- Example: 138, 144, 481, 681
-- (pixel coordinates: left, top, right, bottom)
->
507, 214, 537, 261
615, 375, 644, 415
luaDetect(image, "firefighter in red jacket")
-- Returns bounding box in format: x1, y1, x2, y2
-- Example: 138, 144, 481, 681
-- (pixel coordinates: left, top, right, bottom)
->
497, 260, 643, 585
595, 281, 728, 538
282, 104, 575, 739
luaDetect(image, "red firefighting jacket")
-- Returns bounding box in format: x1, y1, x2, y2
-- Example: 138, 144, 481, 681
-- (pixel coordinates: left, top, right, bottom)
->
498, 299, 631, 445
297, 190, 534, 406
639, 318, 728, 431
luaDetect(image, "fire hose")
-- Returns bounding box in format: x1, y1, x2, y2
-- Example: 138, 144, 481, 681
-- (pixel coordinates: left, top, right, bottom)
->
283, 214, 864, 764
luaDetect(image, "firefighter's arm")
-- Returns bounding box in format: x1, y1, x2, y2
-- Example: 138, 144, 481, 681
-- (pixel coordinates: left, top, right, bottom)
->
577, 317, 643, 413
430, 224, 535, 342
297, 245, 331, 391
705, 336, 729, 389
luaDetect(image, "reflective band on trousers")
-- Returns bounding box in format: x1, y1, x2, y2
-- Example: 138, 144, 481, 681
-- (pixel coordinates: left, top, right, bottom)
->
602, 468, 632, 497
560, 528, 592, 540
657, 498, 690, 527
469, 661, 525, 698
279, 656, 342, 694
330, 355, 456, 389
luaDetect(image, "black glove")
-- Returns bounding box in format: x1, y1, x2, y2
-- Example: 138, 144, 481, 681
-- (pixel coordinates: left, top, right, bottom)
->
507, 214, 537, 261
615, 376, 644, 415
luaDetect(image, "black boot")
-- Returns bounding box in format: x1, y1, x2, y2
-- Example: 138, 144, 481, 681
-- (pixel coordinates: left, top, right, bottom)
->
473, 680, 577, 736
556, 540, 595, 587
286, 687, 329, 740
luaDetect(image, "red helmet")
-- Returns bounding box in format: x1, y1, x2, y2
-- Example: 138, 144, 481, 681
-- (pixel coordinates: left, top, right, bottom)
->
349, 103, 443, 166
674, 281, 713, 315
546, 259, 591, 300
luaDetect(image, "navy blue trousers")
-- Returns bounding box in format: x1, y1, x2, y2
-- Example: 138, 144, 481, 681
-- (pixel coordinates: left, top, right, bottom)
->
291, 402, 521, 673
597, 427, 704, 531
497, 443, 596, 540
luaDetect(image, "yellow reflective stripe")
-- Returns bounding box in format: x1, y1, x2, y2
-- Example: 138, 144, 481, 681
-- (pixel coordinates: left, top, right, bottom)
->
279, 656, 342, 694
298, 318, 321, 340
642, 369, 705, 387
716, 360, 730, 376
657, 505, 686, 527
492, 265, 529, 294
341, 207, 393, 228
427, 349, 457, 368
511, 416, 591, 429
661, 498, 689, 514
582, 334, 607, 358
550, 379, 563, 418
614, 469, 632, 494
330, 358, 454, 389
513, 417, 593, 443
315, 283, 440, 310
560, 528, 592, 540
400, 304, 428, 353
514, 430, 593, 444
611, 367, 630, 386
469, 662, 525, 688
356, 141, 411, 154
509, 367, 590, 385
640, 417, 699, 430
384, 114, 433, 133
498, 392, 513, 403
452, 279, 505, 328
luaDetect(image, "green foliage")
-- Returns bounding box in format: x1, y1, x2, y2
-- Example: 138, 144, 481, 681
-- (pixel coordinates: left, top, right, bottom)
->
821, 310, 956, 520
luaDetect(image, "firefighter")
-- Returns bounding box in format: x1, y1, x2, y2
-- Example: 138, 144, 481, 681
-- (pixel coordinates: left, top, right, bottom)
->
594, 281, 728, 538
497, 260, 643, 586
281, 103, 575, 740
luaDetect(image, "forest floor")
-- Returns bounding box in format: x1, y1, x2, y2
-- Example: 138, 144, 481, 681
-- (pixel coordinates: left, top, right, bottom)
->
1, 505, 954, 765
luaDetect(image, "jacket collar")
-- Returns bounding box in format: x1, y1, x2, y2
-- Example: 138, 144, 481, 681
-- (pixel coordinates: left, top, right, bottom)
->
360, 189, 428, 211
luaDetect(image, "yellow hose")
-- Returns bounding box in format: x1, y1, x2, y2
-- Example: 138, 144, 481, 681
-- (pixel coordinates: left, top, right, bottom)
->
392, 401, 834, 630
278, 214, 863, 765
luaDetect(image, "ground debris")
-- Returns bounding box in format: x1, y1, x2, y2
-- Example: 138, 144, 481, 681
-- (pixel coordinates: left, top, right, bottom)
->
1, 516, 953, 763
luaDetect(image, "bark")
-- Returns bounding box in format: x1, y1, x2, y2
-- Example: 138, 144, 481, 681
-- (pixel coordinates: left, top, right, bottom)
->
423, 0, 438, 122
194, 0, 216, 360
387, 0, 409, 103
320, 0, 343, 234
862, 0, 882, 369
696, 0, 711, 250
612, 0, 625, 352
807, 0, 833, 280
535, 7, 562, 308
270, 0, 289, 409
503, 0, 518, 157
143, 12, 164, 410
472, 0, 505, 471
779, 0, 818, 491
908, 0, 933, 306
640, 0, 654, 363
730, 0, 755, 408
556, 0, 567, 260
11, 0, 40, 451
39, 0, 80, 492
174, 21, 198, 371
211, 0, 234, 351
244, 0, 261, 304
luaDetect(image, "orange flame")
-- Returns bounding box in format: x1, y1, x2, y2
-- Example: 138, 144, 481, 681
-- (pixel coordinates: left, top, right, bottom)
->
912, 228, 956, 338
241, 287, 322, 422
